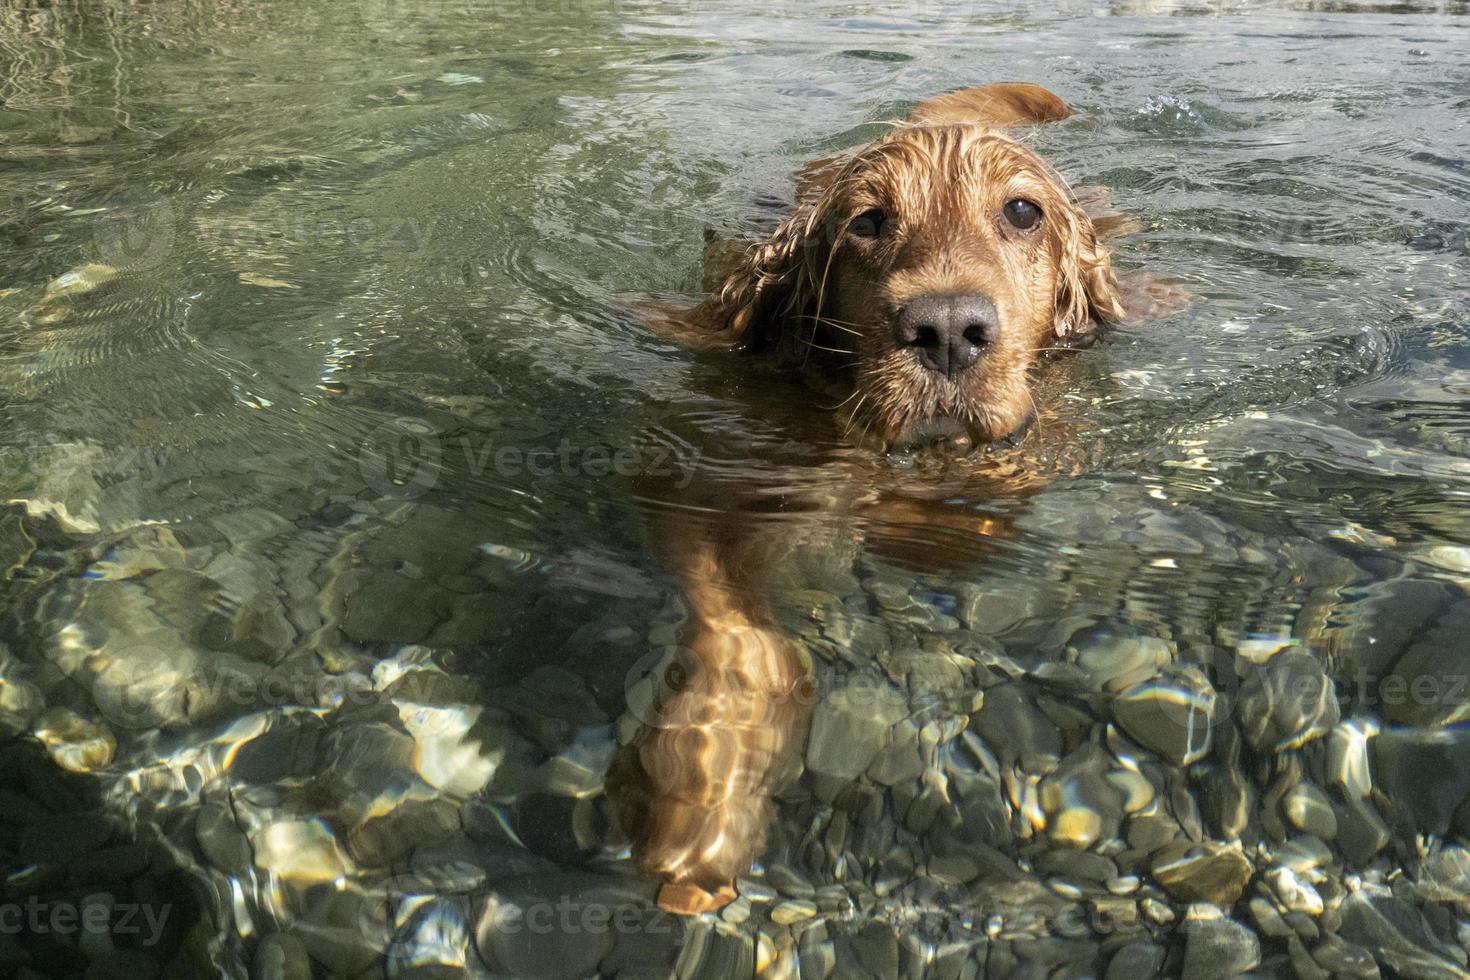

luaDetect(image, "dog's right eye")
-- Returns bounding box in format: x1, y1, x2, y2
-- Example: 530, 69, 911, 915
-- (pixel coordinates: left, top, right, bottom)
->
850, 208, 888, 238
1003, 199, 1043, 231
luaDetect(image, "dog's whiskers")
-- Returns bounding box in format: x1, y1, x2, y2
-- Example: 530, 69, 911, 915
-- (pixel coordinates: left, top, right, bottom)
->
839, 392, 870, 437
792, 314, 862, 336
1023, 385, 1043, 440
830, 387, 866, 413
802, 339, 855, 356
801, 234, 844, 370
853, 395, 885, 449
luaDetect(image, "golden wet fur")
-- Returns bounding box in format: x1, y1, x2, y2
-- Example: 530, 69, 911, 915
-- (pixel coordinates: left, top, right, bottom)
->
623, 82, 1187, 916
636, 82, 1182, 453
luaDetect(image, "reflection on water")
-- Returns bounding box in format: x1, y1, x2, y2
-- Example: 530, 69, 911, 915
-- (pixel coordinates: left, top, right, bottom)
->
2, 0, 1470, 977
624, 515, 812, 916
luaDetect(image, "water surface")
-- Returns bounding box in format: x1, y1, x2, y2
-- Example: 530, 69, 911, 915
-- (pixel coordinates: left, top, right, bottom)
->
2, 1, 1470, 977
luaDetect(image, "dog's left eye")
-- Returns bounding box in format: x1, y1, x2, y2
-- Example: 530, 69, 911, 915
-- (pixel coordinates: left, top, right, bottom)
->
1003, 199, 1043, 231
850, 208, 888, 238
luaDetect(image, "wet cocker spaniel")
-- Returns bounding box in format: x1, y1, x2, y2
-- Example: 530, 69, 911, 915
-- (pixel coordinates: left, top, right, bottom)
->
622, 82, 1186, 915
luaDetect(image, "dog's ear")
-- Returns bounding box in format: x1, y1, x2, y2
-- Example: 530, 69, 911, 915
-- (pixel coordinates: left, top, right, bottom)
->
632, 204, 832, 356
1052, 199, 1128, 345
907, 82, 1073, 128
1071, 185, 1142, 242
1053, 185, 1188, 328
1116, 270, 1192, 324
627, 294, 747, 351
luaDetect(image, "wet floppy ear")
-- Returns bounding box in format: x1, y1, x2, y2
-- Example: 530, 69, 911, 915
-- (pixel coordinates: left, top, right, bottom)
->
630, 204, 830, 354
1115, 270, 1192, 324
1052, 200, 1128, 346
906, 82, 1074, 128
626, 295, 746, 351
1058, 185, 1190, 325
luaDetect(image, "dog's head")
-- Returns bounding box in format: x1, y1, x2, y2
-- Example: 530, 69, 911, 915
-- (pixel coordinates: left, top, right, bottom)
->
640, 84, 1128, 452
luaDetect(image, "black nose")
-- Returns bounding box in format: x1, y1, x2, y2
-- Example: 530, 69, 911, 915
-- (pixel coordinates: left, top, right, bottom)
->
893, 294, 998, 379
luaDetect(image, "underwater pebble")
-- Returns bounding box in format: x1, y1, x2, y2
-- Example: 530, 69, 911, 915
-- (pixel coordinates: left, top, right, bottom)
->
1048, 878, 1085, 900
720, 896, 751, 925
252, 820, 350, 884
1035, 848, 1118, 885
927, 853, 981, 885
1284, 781, 1338, 840
954, 581, 1045, 635
1416, 847, 1470, 907
1236, 634, 1297, 665
33, 706, 116, 772
806, 677, 909, 781
1127, 805, 1182, 854
1379, 602, 1470, 726
1150, 841, 1253, 907
475, 876, 649, 977
974, 684, 1061, 774
252, 932, 312, 980
765, 863, 816, 900
867, 721, 924, 786
1275, 835, 1334, 872
1105, 767, 1158, 815
1373, 727, 1470, 836
1326, 719, 1379, 799
0, 673, 44, 737
1338, 891, 1470, 980
1309, 934, 1380, 978
1111, 665, 1217, 766
1250, 896, 1295, 939
44, 262, 121, 297
28, 262, 121, 323
1336, 796, 1393, 864
1266, 866, 1325, 916
1068, 626, 1174, 693
1182, 904, 1261, 979
195, 803, 254, 879
796, 923, 835, 976
1107, 875, 1141, 895
1105, 941, 1166, 980
1039, 745, 1126, 849
1238, 651, 1339, 752
738, 879, 777, 903
770, 899, 818, 925
1289, 936, 1332, 980
1141, 898, 1175, 925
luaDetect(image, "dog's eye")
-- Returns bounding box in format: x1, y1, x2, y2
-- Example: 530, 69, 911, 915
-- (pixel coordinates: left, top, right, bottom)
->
850, 208, 888, 239
1003, 199, 1042, 231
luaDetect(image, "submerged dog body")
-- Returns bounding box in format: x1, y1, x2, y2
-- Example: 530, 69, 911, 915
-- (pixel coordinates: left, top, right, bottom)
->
626, 83, 1183, 914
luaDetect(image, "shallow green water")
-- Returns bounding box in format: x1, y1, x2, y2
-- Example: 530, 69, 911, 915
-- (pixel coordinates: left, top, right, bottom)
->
2, 1, 1470, 977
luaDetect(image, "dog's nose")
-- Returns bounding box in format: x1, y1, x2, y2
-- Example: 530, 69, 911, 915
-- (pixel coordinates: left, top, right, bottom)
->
894, 294, 998, 379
